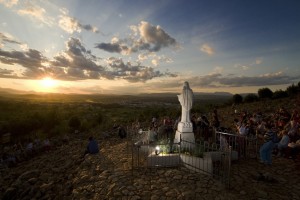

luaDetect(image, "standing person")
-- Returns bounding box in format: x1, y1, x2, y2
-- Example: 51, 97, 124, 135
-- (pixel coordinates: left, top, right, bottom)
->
211, 109, 220, 129
259, 121, 277, 165
118, 125, 127, 139
84, 136, 99, 157
200, 115, 210, 141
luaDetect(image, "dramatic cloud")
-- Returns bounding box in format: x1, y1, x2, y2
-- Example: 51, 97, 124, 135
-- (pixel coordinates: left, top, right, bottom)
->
0, 68, 17, 78
17, 3, 54, 26
0, 32, 21, 47
50, 37, 104, 80
95, 21, 178, 54
58, 15, 99, 34
0, 48, 48, 78
2, 2, 99, 33
95, 42, 128, 54
0, 35, 175, 81
136, 21, 177, 51
151, 55, 173, 67
0, 0, 18, 8
0, 32, 298, 87
190, 71, 300, 88
200, 44, 215, 55
105, 57, 176, 82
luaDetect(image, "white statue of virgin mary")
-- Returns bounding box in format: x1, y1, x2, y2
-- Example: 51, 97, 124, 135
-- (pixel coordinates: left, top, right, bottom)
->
178, 81, 193, 123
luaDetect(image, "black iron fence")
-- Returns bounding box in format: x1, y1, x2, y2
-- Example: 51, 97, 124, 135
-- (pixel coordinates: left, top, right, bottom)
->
215, 131, 258, 159
128, 127, 233, 188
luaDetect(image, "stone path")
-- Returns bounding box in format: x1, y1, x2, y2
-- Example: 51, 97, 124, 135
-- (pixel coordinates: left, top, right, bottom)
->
1, 136, 300, 200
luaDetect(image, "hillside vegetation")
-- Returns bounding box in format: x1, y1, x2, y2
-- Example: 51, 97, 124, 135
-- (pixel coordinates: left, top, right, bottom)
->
0, 81, 299, 144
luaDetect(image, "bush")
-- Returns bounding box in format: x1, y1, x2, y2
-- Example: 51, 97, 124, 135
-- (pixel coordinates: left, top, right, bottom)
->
232, 94, 243, 104
273, 90, 288, 99
244, 94, 259, 103
286, 84, 298, 97
258, 88, 273, 99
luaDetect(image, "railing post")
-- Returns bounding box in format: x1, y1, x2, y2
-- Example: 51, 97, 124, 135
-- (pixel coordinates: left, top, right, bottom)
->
227, 146, 232, 189
255, 132, 258, 159
179, 134, 182, 167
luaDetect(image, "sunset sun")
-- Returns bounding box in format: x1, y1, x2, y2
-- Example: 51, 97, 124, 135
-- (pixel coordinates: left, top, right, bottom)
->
40, 77, 57, 91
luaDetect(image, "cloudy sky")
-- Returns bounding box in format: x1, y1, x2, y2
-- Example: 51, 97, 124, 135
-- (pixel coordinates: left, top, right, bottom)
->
0, 0, 300, 94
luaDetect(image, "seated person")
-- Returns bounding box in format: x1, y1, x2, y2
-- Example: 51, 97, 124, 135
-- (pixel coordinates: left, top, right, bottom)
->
274, 130, 289, 157
285, 141, 300, 159
43, 138, 51, 152
84, 137, 99, 156
148, 126, 157, 143
285, 118, 299, 142
25, 141, 34, 157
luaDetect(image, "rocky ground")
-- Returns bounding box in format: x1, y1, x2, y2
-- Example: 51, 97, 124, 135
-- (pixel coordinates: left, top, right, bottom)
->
1, 135, 300, 200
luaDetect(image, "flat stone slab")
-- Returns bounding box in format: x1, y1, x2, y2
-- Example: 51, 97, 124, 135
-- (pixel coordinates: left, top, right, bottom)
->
180, 154, 213, 174
147, 153, 180, 167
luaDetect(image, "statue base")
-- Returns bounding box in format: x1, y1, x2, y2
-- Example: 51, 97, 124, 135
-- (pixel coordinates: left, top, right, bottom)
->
177, 122, 193, 133
174, 130, 195, 144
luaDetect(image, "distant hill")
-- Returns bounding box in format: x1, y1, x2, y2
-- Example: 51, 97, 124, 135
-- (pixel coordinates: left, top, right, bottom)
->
139, 91, 232, 97
0, 87, 233, 97
0, 87, 234, 104
0, 87, 35, 95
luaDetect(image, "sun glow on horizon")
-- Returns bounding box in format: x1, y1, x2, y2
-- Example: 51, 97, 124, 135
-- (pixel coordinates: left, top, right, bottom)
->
42, 77, 57, 87
38, 77, 58, 92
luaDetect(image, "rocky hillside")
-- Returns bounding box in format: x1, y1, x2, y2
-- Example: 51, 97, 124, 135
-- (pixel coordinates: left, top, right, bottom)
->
1, 133, 300, 199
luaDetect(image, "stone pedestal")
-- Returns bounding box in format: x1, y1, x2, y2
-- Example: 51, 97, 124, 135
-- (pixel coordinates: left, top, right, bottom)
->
177, 122, 193, 132
174, 131, 195, 144
174, 122, 195, 144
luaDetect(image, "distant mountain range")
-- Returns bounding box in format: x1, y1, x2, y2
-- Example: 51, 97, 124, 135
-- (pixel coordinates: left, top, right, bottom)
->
0, 87, 237, 104
0, 87, 234, 96
0, 87, 35, 94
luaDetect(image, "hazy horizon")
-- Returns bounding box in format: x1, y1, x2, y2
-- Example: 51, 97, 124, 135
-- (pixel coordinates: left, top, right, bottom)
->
1, 1, 300, 95
0, 85, 236, 96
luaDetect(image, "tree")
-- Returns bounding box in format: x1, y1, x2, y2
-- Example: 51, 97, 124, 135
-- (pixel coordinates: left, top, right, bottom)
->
244, 94, 258, 103
232, 94, 243, 104
273, 90, 288, 99
286, 84, 298, 97
258, 88, 273, 99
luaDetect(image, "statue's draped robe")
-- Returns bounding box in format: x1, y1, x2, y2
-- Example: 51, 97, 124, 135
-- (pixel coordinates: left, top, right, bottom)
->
178, 82, 193, 123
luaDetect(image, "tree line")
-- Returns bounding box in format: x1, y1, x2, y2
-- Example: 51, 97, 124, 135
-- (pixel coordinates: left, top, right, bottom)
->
232, 81, 300, 104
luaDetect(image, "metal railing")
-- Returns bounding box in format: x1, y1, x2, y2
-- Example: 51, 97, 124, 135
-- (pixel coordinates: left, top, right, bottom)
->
180, 138, 231, 188
215, 131, 258, 159
129, 127, 232, 188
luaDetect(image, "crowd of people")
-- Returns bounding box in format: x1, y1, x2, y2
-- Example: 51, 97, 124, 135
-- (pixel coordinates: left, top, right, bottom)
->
131, 105, 300, 165
0, 138, 53, 168
1, 104, 299, 168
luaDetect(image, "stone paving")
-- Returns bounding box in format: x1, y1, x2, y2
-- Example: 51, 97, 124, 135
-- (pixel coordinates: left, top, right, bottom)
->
1, 136, 300, 200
